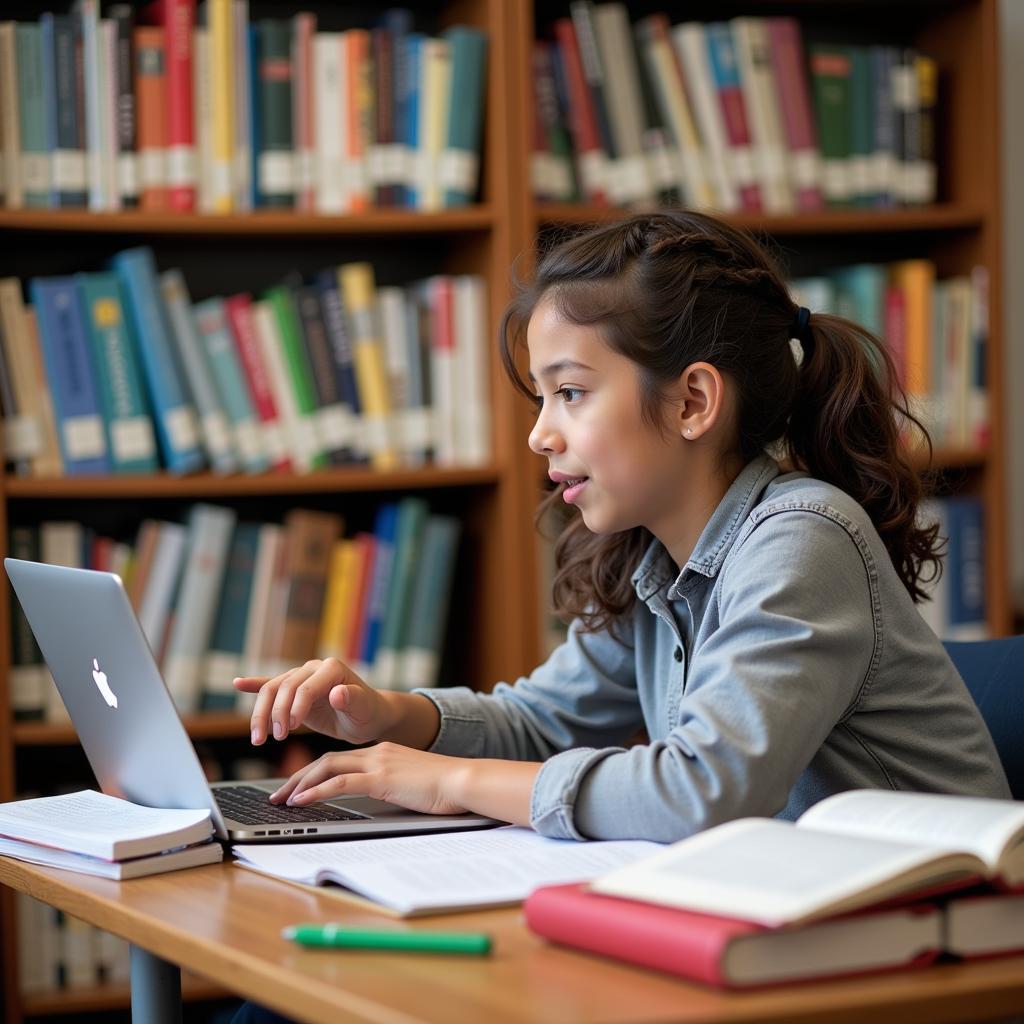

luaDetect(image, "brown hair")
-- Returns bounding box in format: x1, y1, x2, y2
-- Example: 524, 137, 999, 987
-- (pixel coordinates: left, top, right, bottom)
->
499, 211, 940, 633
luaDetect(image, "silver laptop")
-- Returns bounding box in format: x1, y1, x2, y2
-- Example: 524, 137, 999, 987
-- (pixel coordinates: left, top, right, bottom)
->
6, 558, 500, 843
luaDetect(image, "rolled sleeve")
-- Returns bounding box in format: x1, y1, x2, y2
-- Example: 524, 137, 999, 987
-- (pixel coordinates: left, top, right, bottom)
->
566, 510, 879, 842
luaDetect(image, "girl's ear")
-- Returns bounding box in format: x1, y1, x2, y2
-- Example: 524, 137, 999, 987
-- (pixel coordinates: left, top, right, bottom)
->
676, 362, 727, 440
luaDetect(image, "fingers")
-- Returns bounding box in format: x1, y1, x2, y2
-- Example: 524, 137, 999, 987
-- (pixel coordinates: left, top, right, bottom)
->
232, 676, 269, 692
248, 664, 310, 745
269, 753, 367, 805
285, 658, 352, 734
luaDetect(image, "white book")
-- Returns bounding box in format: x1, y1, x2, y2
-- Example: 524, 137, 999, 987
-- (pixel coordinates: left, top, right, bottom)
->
453, 275, 491, 466
0, 790, 214, 861
731, 18, 795, 214
672, 23, 739, 213
233, 825, 660, 916
251, 299, 321, 473
162, 504, 237, 713
593, 790, 1024, 928
138, 521, 188, 656
237, 522, 282, 708
194, 27, 215, 212
79, 0, 109, 210
313, 33, 345, 212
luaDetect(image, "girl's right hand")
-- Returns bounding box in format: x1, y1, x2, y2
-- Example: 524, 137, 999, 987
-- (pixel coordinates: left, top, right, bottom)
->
233, 658, 392, 746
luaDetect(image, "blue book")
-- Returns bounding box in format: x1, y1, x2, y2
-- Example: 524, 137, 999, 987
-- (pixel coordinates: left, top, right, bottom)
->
249, 24, 262, 209
441, 26, 487, 207
404, 33, 424, 209
30, 277, 110, 475
111, 247, 205, 474
384, 9, 414, 208
357, 503, 400, 678
76, 272, 159, 474
946, 497, 987, 641
830, 264, 886, 338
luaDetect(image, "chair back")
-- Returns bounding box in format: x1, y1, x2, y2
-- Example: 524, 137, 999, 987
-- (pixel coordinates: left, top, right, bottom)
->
944, 637, 1024, 800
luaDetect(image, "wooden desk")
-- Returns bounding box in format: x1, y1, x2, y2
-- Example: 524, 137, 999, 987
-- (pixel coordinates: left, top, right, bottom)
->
3, 856, 1024, 1024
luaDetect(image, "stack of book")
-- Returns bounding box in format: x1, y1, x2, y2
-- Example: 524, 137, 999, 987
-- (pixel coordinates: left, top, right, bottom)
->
525, 790, 1024, 989
790, 262, 989, 453
0, 3, 487, 213
0, 250, 490, 478
10, 500, 461, 721
532, 3, 937, 212
0, 789, 222, 878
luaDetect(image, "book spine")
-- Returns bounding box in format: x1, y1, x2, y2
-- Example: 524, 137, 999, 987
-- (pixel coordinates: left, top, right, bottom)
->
313, 32, 344, 213
224, 292, 289, 470
292, 12, 316, 211
0, 23, 24, 209
428, 276, 457, 466
165, 0, 197, 210
8, 527, 46, 720
452, 275, 490, 466
809, 45, 854, 207
870, 47, 899, 208
441, 26, 486, 207
29, 277, 110, 475
209, 0, 234, 212
232, 0, 252, 212
356, 503, 398, 682
848, 46, 873, 207
159, 269, 238, 474
134, 26, 169, 211
257, 19, 294, 207
386, 8, 413, 209
51, 16, 88, 206
111, 247, 204, 474
15, 23, 51, 208
371, 26, 396, 207
192, 296, 268, 472
109, 5, 139, 208
75, 272, 159, 474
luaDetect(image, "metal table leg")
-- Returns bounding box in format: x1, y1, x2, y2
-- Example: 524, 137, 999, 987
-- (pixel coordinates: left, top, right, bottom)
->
129, 944, 182, 1024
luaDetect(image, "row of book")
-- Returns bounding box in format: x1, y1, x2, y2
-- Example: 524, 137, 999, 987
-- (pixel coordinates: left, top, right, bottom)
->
0, 248, 490, 478
918, 496, 987, 643
9, 499, 461, 722
0, 3, 487, 213
790, 262, 989, 452
532, 4, 937, 212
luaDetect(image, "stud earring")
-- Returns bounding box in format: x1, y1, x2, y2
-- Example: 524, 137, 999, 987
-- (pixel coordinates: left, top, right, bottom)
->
685, 428, 693, 436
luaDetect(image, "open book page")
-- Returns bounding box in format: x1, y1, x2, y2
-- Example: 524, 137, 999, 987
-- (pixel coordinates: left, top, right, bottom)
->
0, 790, 213, 861
796, 791, 1024, 885
232, 826, 660, 915
590, 818, 982, 927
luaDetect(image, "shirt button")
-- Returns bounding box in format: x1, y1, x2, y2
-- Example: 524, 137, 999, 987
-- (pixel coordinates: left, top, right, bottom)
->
674, 646, 683, 662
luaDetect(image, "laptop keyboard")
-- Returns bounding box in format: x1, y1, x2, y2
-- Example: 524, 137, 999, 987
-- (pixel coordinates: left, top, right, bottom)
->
214, 785, 369, 825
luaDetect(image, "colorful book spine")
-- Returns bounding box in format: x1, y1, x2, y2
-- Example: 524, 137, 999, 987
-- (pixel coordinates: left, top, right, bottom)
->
75, 272, 159, 474
111, 247, 204, 474
441, 26, 486, 207
134, 26, 168, 210
355, 503, 399, 683
809, 45, 854, 207
165, 0, 197, 210
256, 19, 294, 207
209, 0, 234, 212
159, 269, 238, 474
193, 296, 268, 472
29, 277, 110, 475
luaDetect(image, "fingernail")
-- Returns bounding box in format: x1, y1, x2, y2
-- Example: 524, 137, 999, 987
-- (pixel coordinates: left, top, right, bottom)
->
273, 721, 283, 740
288, 793, 306, 806
251, 727, 262, 745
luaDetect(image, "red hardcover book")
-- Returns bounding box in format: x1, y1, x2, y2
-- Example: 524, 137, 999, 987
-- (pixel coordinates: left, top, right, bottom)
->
524, 883, 942, 990
224, 293, 291, 472
553, 17, 607, 205
163, 0, 196, 210
765, 17, 823, 212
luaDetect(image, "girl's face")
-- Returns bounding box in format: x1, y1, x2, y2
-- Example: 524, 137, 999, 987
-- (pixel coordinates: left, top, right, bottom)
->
527, 298, 688, 540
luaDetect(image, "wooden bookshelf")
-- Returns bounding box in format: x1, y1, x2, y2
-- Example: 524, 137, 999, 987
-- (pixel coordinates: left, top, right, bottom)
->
20, 971, 227, 1016
0, 0, 1011, 1020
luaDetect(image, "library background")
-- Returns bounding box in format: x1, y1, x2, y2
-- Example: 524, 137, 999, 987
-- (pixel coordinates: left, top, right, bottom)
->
0, 0, 1020, 1019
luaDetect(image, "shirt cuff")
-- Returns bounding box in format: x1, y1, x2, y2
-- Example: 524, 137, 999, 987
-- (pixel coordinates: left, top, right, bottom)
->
410, 687, 490, 757
529, 746, 624, 840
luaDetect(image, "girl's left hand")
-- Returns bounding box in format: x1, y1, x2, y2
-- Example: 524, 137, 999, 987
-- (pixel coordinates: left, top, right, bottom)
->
269, 742, 471, 816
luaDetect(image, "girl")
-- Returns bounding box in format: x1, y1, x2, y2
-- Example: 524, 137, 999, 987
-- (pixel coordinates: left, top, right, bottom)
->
235, 210, 1009, 844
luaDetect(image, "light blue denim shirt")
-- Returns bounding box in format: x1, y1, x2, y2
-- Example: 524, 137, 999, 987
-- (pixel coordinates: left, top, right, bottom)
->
415, 454, 1010, 842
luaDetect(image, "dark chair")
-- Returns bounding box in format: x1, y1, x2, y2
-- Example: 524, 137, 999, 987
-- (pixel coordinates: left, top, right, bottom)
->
944, 638, 1024, 800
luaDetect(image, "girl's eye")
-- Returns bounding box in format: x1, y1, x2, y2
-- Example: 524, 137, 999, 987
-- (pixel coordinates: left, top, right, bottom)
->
555, 387, 584, 404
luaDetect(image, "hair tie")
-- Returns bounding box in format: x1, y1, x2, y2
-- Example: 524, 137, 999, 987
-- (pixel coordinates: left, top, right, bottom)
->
791, 306, 814, 361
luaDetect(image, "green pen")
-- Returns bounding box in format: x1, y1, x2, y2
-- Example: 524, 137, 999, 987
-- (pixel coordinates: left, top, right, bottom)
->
282, 924, 492, 955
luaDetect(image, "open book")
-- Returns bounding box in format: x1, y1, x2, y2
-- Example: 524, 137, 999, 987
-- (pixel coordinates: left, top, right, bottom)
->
0, 790, 214, 862
591, 790, 1024, 927
232, 825, 660, 916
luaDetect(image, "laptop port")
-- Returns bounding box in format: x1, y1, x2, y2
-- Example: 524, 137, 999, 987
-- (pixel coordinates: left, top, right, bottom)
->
292, 829, 304, 834
308, 828, 318, 834
268, 830, 280, 836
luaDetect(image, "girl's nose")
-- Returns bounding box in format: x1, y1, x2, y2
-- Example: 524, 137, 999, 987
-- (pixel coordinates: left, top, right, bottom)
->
528, 413, 565, 455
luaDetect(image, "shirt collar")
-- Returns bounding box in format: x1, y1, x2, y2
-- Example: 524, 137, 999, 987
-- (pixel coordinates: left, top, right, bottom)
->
631, 453, 781, 601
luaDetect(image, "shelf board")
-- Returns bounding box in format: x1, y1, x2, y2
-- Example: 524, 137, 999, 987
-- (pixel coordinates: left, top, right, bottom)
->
21, 972, 228, 1015
0, 206, 494, 236
911, 446, 989, 472
3, 465, 500, 499
535, 202, 986, 235
14, 712, 260, 746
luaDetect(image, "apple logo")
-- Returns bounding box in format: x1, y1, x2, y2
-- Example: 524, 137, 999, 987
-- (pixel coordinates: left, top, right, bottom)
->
92, 658, 118, 709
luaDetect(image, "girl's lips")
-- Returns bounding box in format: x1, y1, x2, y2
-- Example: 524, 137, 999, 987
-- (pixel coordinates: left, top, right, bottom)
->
563, 478, 589, 503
